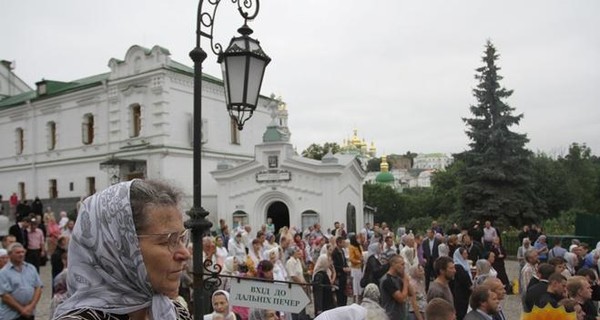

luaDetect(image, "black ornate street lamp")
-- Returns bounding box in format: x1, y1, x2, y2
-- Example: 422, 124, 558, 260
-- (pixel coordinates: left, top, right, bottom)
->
185, 0, 270, 318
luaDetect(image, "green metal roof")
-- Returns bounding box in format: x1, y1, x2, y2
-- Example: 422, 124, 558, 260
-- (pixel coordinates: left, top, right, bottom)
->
0, 72, 110, 110
0, 45, 273, 110
375, 171, 395, 183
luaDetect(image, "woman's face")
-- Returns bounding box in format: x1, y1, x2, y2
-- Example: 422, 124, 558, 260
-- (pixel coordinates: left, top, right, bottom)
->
415, 266, 425, 279
488, 252, 495, 263
138, 206, 190, 298
212, 293, 229, 314
265, 310, 277, 320
263, 269, 274, 280
216, 237, 223, 247
461, 249, 468, 260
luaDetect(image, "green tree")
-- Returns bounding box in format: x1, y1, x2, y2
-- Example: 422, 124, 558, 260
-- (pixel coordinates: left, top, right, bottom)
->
530, 152, 571, 217
363, 183, 405, 224
559, 143, 600, 213
301, 142, 341, 160
456, 40, 546, 227
366, 157, 381, 172
431, 160, 464, 217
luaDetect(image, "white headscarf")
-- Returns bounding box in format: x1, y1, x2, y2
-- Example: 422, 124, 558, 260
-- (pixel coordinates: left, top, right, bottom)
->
314, 303, 367, 320
54, 181, 177, 320
204, 290, 236, 320
312, 254, 330, 281
453, 247, 473, 280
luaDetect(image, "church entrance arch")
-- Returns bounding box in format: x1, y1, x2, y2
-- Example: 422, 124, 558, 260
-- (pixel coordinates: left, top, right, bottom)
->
267, 201, 289, 234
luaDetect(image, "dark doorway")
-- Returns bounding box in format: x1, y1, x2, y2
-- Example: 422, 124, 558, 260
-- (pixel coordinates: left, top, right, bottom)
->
267, 201, 289, 235
346, 203, 357, 234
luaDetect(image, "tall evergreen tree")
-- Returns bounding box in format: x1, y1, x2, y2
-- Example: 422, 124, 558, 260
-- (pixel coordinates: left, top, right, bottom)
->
456, 40, 546, 226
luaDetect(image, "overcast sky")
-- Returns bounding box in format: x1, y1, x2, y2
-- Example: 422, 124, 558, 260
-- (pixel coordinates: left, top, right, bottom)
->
3, 1, 599, 157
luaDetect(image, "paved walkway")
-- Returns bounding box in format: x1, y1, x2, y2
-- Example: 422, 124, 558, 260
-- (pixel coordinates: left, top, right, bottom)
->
36, 263, 54, 319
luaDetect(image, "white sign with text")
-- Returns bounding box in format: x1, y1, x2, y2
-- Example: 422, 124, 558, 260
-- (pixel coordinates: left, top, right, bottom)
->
229, 279, 310, 313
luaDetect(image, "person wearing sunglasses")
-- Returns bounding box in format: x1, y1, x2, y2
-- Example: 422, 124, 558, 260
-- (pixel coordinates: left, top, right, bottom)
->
53, 179, 191, 320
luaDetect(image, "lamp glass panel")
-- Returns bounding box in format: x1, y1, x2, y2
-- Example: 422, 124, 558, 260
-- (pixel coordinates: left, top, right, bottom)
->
224, 55, 246, 104
246, 56, 266, 106
221, 62, 230, 105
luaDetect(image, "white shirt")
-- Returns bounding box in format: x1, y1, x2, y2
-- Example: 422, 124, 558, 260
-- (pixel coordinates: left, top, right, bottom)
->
286, 256, 304, 282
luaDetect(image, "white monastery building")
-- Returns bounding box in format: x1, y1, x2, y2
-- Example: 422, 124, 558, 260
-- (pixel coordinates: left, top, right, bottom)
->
0, 45, 366, 233
212, 108, 365, 234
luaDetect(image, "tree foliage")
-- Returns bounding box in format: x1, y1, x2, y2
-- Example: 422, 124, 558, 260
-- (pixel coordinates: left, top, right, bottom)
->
301, 142, 341, 160
558, 143, 600, 213
363, 183, 405, 224
455, 41, 546, 227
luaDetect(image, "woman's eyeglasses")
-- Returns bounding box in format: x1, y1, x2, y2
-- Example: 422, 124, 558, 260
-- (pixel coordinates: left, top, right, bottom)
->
138, 229, 190, 252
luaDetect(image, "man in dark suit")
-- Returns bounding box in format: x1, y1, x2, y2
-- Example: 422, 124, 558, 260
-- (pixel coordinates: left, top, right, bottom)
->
422, 229, 440, 291
332, 236, 350, 306
536, 273, 567, 309
8, 215, 29, 248
464, 286, 500, 320
463, 234, 484, 262
523, 263, 554, 312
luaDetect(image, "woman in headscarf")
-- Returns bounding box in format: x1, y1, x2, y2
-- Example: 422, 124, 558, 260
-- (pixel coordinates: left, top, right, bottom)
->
517, 238, 531, 270
312, 254, 335, 316
220, 256, 239, 291
451, 247, 473, 320
204, 290, 241, 320
53, 180, 191, 320
348, 234, 364, 303
360, 242, 389, 288
563, 252, 578, 277
361, 283, 390, 320
266, 247, 287, 282
407, 265, 426, 320
214, 235, 228, 266
313, 303, 366, 320
473, 259, 494, 287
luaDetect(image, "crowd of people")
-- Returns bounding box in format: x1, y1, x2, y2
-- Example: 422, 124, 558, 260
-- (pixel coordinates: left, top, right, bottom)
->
517, 225, 600, 320
1, 182, 599, 320
197, 218, 600, 320
0, 194, 77, 319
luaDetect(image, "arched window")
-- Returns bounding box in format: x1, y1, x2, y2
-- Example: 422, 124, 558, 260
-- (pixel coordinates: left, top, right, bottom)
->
130, 104, 142, 137
232, 210, 249, 230
82, 114, 94, 145
301, 210, 319, 233
15, 127, 24, 154
47, 121, 57, 150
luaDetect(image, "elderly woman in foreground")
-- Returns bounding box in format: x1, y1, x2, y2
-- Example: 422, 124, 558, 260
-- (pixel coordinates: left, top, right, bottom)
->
53, 179, 192, 320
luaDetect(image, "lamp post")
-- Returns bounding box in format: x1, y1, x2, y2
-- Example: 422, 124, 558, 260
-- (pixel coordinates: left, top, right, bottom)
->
185, 0, 270, 318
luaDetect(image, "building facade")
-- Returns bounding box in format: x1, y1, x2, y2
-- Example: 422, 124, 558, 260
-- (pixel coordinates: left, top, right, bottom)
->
0, 60, 32, 100
0, 45, 277, 216
212, 110, 366, 234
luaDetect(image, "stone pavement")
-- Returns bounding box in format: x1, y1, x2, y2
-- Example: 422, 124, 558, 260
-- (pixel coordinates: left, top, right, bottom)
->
34, 259, 526, 320
36, 263, 53, 319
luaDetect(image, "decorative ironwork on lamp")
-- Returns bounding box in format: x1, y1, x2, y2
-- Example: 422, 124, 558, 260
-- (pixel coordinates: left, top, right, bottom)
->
219, 23, 271, 130
187, 0, 269, 317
